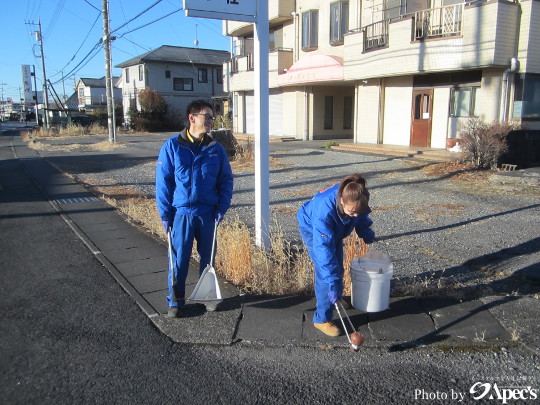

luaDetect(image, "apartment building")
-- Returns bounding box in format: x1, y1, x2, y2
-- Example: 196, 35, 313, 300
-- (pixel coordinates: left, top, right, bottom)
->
224, 0, 540, 148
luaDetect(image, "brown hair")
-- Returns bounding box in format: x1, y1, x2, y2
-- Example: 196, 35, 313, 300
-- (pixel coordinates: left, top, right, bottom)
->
337, 173, 370, 213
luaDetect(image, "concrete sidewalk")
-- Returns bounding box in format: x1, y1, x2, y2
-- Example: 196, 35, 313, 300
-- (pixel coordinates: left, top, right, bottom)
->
6, 133, 540, 355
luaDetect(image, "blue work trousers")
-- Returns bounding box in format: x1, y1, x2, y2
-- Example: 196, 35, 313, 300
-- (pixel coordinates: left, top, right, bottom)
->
168, 213, 215, 307
298, 226, 344, 324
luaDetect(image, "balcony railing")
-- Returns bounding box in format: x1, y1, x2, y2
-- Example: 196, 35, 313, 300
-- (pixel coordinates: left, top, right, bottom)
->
230, 53, 254, 74
364, 20, 389, 51
414, 4, 463, 40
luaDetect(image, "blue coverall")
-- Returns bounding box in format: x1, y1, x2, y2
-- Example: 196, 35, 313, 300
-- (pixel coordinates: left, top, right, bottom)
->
297, 184, 375, 323
156, 130, 233, 307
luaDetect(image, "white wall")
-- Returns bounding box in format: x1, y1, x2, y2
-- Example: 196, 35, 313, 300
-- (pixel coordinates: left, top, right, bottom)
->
382, 76, 413, 146
431, 87, 450, 148
355, 81, 380, 144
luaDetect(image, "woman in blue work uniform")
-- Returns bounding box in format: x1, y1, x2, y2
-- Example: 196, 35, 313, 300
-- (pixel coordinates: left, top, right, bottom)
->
297, 174, 375, 337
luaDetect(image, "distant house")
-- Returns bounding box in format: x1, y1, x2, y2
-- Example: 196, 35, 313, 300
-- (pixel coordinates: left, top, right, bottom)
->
115, 45, 230, 125
76, 77, 121, 112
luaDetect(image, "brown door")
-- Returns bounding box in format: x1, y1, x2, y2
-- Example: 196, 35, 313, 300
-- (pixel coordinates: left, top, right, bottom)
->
410, 89, 433, 147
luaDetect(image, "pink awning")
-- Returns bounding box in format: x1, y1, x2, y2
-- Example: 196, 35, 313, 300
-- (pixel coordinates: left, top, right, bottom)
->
278, 54, 344, 86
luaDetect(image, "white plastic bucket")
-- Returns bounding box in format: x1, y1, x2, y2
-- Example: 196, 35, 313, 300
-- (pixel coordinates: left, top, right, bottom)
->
350, 251, 393, 312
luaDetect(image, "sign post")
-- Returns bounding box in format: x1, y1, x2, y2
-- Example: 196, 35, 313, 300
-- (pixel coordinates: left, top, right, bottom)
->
183, 0, 270, 249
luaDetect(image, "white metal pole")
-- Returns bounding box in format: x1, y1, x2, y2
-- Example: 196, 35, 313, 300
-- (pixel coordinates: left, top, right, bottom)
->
254, 0, 270, 249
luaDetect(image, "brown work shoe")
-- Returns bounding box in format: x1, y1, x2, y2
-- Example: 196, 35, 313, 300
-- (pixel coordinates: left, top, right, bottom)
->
314, 321, 341, 337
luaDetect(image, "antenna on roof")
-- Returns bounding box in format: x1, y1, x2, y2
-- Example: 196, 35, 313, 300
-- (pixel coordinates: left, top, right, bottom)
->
194, 24, 199, 48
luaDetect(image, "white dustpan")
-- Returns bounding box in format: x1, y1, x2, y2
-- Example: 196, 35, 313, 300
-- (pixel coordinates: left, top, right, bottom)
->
188, 221, 222, 303
188, 264, 222, 302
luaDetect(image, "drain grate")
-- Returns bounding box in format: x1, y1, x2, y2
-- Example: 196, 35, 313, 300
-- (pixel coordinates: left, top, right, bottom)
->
56, 196, 100, 204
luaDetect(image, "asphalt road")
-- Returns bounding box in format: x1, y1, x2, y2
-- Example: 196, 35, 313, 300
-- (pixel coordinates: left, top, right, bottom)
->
1, 126, 539, 404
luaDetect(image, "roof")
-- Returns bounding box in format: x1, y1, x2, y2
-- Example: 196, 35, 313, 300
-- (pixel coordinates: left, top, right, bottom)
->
78, 77, 121, 88
115, 45, 230, 68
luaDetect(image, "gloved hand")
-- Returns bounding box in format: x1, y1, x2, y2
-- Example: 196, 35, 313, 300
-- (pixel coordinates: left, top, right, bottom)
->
161, 219, 172, 233
328, 290, 340, 304
215, 211, 224, 224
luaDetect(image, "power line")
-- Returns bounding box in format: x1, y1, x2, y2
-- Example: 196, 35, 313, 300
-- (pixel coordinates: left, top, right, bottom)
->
116, 8, 182, 37
111, 0, 163, 33
49, 11, 102, 79
51, 42, 102, 85
83, 0, 100, 12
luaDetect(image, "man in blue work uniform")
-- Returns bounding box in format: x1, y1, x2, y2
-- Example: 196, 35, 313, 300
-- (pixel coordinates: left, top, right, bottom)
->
297, 174, 376, 336
156, 100, 233, 318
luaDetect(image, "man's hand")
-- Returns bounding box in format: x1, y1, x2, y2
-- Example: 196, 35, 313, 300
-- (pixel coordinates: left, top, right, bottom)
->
215, 211, 224, 224
161, 220, 172, 233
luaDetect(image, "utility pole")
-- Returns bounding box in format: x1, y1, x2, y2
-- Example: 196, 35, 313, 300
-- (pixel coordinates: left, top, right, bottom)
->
36, 18, 50, 130
102, 0, 116, 144
0, 82, 6, 121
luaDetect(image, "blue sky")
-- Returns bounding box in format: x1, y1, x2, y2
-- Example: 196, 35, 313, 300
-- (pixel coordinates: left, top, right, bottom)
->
0, 0, 230, 102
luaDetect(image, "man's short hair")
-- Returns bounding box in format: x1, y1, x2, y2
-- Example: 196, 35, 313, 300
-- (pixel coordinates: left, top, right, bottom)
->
186, 99, 214, 118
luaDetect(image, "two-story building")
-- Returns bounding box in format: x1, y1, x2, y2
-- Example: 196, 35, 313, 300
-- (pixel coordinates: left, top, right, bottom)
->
115, 45, 230, 125
76, 77, 121, 113
224, 0, 540, 148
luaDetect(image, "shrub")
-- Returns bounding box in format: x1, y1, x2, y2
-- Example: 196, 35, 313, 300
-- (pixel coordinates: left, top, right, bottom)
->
459, 119, 520, 169
128, 89, 168, 131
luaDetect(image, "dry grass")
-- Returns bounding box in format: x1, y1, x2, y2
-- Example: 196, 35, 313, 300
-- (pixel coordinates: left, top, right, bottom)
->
215, 217, 315, 294
26, 123, 134, 140
229, 139, 283, 172
214, 218, 369, 296
29, 140, 126, 152
420, 162, 491, 183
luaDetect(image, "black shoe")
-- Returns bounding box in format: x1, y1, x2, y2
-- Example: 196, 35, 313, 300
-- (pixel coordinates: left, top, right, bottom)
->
166, 307, 183, 318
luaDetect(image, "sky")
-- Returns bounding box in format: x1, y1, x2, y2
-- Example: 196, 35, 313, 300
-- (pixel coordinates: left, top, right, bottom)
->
0, 0, 231, 102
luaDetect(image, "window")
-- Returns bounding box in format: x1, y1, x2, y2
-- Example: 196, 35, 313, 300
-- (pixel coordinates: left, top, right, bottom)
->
324, 96, 334, 129
198, 68, 208, 83
138, 65, 144, 81
330, 1, 349, 45
165, 70, 171, 78
302, 10, 318, 51
269, 29, 283, 50
513, 73, 540, 119
216, 68, 223, 84
343, 96, 353, 129
125, 68, 129, 83
450, 87, 480, 117
173, 78, 193, 91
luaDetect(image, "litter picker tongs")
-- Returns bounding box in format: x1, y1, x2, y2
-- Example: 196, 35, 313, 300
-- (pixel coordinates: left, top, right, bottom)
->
334, 301, 361, 351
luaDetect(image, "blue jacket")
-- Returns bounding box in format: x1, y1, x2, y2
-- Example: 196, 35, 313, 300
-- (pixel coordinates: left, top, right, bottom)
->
297, 184, 375, 286
156, 130, 233, 221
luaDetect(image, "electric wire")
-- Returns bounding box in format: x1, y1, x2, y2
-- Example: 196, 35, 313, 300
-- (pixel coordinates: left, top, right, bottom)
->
83, 0, 100, 12
111, 0, 163, 34
44, 1, 181, 85
49, 11, 102, 79
116, 8, 182, 38
50, 42, 102, 85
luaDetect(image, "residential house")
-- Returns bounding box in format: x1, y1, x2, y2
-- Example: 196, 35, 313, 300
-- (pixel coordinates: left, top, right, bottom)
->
115, 45, 230, 125
223, 0, 540, 148
76, 77, 121, 113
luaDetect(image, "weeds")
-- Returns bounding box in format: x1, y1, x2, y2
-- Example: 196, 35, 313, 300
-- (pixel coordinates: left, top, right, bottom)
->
322, 141, 337, 149
459, 119, 521, 169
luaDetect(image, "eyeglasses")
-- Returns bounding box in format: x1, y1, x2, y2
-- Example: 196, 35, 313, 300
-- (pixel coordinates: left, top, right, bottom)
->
192, 113, 216, 121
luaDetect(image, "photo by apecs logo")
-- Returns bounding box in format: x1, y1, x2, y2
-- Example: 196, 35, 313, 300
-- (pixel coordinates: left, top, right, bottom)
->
470, 382, 538, 404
